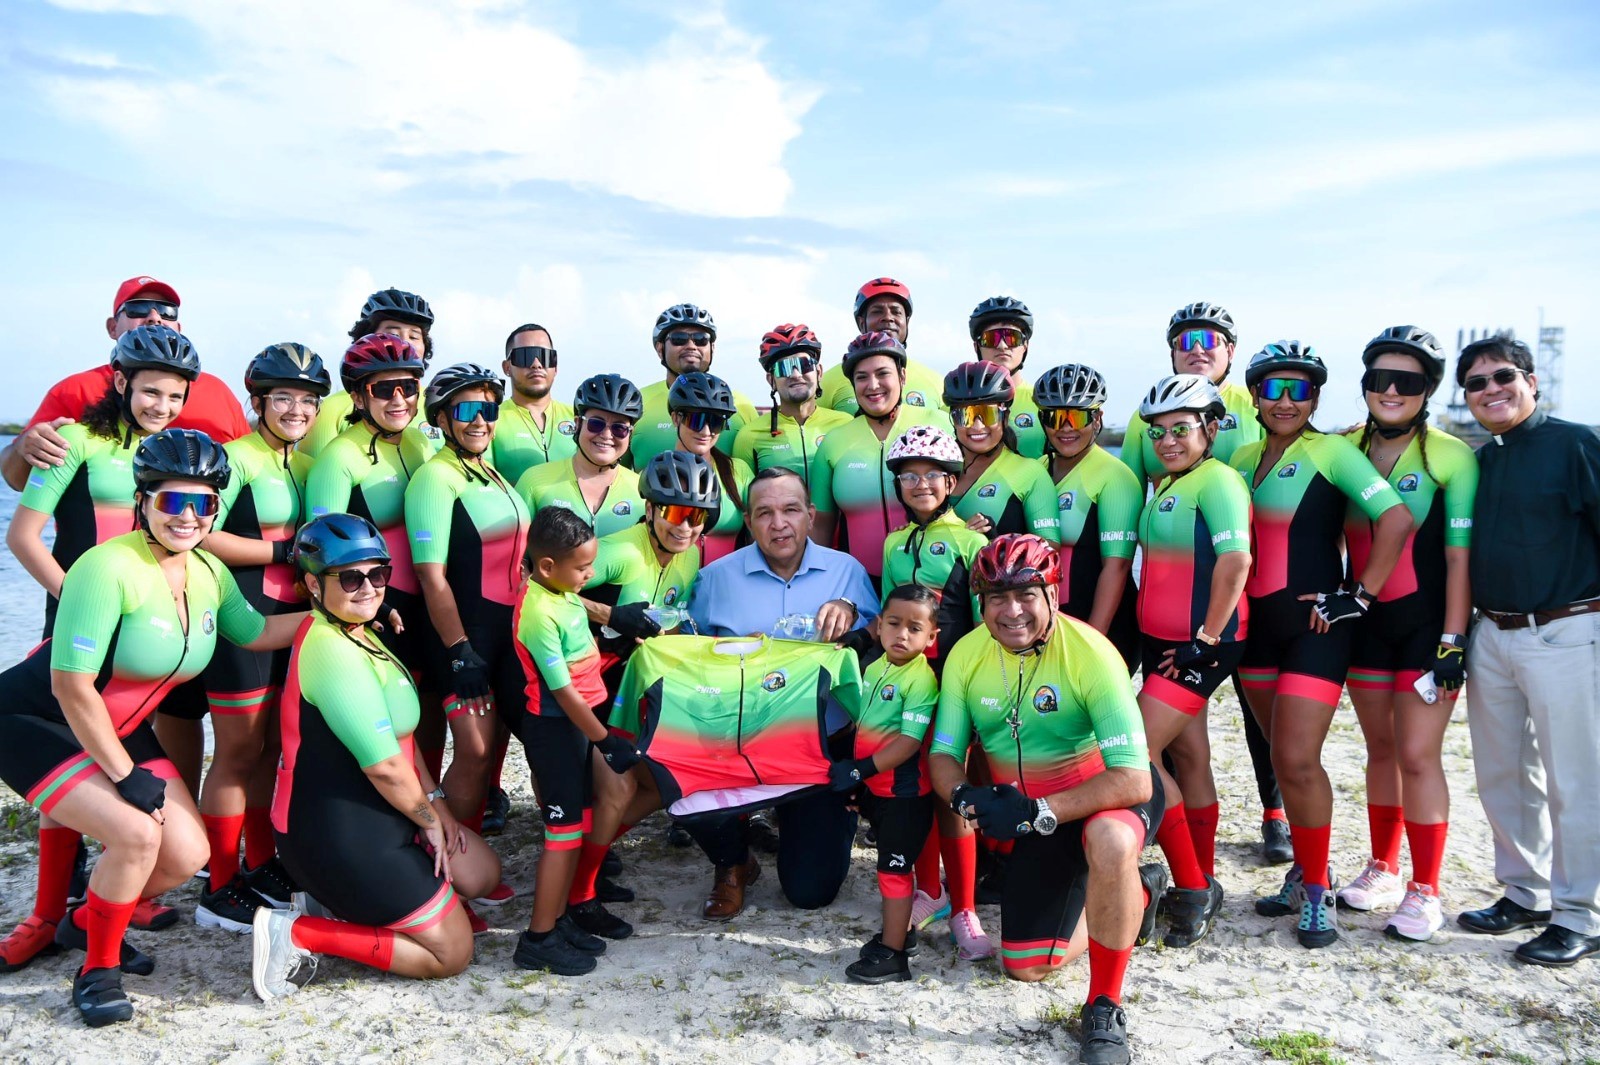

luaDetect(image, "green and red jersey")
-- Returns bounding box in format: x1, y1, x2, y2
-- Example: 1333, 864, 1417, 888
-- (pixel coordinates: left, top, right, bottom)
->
699, 452, 754, 564
1049, 445, 1142, 616
1343, 429, 1477, 604
491, 399, 578, 485
881, 511, 986, 649
305, 422, 436, 596
818, 359, 946, 416
585, 521, 701, 613
217, 431, 313, 611
952, 448, 1061, 542
730, 407, 853, 484
405, 447, 530, 615
852, 651, 938, 798
1122, 380, 1261, 486
629, 380, 759, 469
1136, 458, 1252, 643
1008, 380, 1046, 460
513, 579, 606, 716
299, 392, 440, 460
515, 459, 643, 540
19, 423, 139, 587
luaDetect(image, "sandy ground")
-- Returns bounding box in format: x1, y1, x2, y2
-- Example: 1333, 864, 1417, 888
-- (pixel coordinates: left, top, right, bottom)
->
2, 693, 1598, 1064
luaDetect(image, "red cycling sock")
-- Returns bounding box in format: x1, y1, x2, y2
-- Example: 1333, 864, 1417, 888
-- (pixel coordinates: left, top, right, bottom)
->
913, 826, 942, 897
1157, 806, 1208, 891
1186, 803, 1220, 878
567, 842, 609, 907
1367, 804, 1405, 869
203, 812, 246, 889
243, 807, 276, 869
1086, 937, 1132, 1006
291, 915, 396, 970
1290, 823, 1332, 890
81, 889, 136, 973
941, 830, 978, 912
1263, 807, 1287, 824
1405, 820, 1448, 890
34, 827, 78, 924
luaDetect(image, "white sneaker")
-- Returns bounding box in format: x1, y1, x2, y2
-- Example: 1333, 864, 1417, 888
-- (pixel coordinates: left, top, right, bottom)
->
1337, 859, 1404, 912
252, 908, 318, 1002
1385, 884, 1445, 942
950, 908, 995, 961
910, 887, 952, 931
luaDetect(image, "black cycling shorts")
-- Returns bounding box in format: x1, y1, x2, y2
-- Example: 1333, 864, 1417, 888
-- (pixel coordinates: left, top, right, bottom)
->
0, 715, 176, 819
504, 709, 595, 847
1138, 637, 1247, 716
859, 792, 935, 876
156, 675, 211, 721
1350, 599, 1445, 676
1238, 590, 1354, 704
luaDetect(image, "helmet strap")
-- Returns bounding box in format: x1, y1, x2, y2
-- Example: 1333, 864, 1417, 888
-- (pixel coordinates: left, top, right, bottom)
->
1373, 408, 1428, 440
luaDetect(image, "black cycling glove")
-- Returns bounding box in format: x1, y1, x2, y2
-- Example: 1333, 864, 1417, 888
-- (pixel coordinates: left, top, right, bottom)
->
1433, 640, 1466, 693
829, 757, 876, 792
1170, 640, 1219, 672
972, 784, 1035, 841
608, 601, 662, 642
115, 766, 167, 814
448, 639, 492, 701
1310, 587, 1370, 626
597, 733, 642, 774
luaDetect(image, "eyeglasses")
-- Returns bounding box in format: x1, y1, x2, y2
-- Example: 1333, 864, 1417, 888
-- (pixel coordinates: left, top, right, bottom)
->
951, 403, 1006, 428
657, 504, 709, 527
583, 416, 633, 438
451, 399, 500, 424
265, 393, 322, 412
1175, 329, 1224, 353
767, 355, 818, 379
1462, 367, 1527, 394
119, 300, 179, 321
979, 327, 1026, 349
1257, 377, 1314, 402
894, 470, 952, 487
507, 345, 558, 369
666, 331, 712, 347
1145, 422, 1203, 441
1361, 368, 1430, 397
1039, 408, 1097, 431
678, 411, 729, 434
366, 378, 420, 400
333, 564, 393, 593
150, 489, 220, 517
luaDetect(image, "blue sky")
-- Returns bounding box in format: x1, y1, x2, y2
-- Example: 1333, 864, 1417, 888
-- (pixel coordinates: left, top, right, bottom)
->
4, 0, 1596, 426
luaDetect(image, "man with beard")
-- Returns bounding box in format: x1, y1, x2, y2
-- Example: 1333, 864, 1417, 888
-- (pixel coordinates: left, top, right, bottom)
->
493, 323, 577, 484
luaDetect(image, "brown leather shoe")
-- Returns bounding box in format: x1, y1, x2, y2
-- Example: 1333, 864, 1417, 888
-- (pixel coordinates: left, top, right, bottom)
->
702, 857, 760, 921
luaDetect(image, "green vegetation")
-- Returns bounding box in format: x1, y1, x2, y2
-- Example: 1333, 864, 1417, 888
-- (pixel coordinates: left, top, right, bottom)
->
1251, 1030, 1346, 1065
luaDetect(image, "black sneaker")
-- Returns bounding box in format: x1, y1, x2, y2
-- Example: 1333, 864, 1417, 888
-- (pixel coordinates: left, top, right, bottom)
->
1163, 875, 1224, 948
601, 848, 623, 877
747, 810, 780, 855
858, 928, 919, 959
554, 913, 607, 955
1136, 863, 1169, 947
68, 840, 90, 905
513, 929, 597, 975
73, 966, 134, 1027
567, 899, 633, 940
845, 935, 910, 984
482, 788, 510, 836
975, 860, 1007, 907
594, 874, 635, 903
666, 823, 693, 848
1079, 995, 1131, 1064
54, 909, 155, 976
1261, 819, 1294, 865
195, 880, 262, 934
245, 858, 297, 910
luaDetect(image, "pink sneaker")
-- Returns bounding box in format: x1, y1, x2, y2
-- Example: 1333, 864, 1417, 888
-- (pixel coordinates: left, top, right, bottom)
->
1385, 883, 1445, 942
910, 887, 952, 931
950, 908, 995, 960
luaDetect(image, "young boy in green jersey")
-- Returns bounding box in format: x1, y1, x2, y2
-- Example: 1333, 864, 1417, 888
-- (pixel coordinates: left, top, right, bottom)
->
510, 508, 642, 976
831, 585, 941, 984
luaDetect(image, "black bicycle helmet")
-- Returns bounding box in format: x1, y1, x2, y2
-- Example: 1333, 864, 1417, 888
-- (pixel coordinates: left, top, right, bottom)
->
1245, 341, 1327, 389
294, 513, 390, 576
640, 450, 722, 511
667, 372, 738, 416
1167, 301, 1237, 345
573, 374, 644, 420
969, 296, 1034, 340
424, 362, 505, 424
840, 331, 909, 377
245, 342, 331, 397
133, 428, 231, 490
341, 333, 426, 393
360, 288, 433, 327
111, 325, 201, 381
1034, 364, 1107, 410
1362, 325, 1446, 391
652, 303, 717, 344
943, 361, 1015, 407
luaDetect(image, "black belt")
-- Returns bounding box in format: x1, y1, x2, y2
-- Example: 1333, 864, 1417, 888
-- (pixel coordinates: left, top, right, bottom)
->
1479, 600, 1600, 631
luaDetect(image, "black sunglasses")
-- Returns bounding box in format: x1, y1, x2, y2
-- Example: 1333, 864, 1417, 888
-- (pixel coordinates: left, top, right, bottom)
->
366, 378, 420, 400
1462, 367, 1527, 394
1361, 368, 1430, 397
119, 300, 179, 321
666, 331, 712, 347
583, 416, 633, 438
508, 345, 557, 369
334, 564, 393, 592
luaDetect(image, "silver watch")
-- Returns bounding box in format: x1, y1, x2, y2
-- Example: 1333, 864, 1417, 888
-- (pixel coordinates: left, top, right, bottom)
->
426, 787, 447, 803
1032, 797, 1058, 836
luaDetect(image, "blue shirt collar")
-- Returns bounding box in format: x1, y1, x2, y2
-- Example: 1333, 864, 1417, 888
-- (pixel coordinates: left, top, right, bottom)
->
742, 540, 822, 580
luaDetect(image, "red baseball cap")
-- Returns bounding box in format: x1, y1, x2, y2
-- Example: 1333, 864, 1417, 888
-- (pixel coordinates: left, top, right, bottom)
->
112, 275, 181, 315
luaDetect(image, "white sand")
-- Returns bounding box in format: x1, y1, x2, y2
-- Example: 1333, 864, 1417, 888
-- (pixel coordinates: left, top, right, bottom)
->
2, 694, 1598, 1064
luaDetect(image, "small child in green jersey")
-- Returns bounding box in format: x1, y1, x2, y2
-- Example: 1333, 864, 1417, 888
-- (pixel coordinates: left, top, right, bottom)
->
831, 585, 942, 984
510, 507, 642, 977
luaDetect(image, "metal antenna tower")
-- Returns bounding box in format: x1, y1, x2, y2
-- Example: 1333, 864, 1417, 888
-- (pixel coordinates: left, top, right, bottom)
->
1536, 307, 1564, 415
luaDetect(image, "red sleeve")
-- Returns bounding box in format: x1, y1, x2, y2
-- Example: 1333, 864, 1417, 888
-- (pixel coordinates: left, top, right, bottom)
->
172, 374, 251, 442
25, 368, 111, 429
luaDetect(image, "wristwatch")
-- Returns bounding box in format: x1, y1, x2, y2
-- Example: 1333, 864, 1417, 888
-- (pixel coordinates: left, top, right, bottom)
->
426, 787, 447, 803
1439, 633, 1465, 649
1032, 797, 1058, 836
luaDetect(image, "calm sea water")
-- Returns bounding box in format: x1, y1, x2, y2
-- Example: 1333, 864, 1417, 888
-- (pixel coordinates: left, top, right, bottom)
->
0, 437, 53, 665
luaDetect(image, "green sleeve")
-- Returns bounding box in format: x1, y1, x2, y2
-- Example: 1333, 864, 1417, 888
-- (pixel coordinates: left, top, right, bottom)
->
305, 441, 355, 518
609, 649, 646, 737
514, 467, 546, 517
299, 634, 403, 767
216, 452, 247, 519
586, 531, 637, 591
1228, 441, 1261, 481
1096, 459, 1143, 560
1438, 436, 1479, 548
1197, 463, 1252, 555
19, 426, 91, 516
49, 545, 134, 673
1120, 408, 1151, 485
404, 458, 460, 566
1075, 625, 1148, 771
207, 555, 268, 645
929, 644, 976, 760
517, 592, 572, 689
810, 434, 841, 513
1318, 435, 1404, 521
897, 662, 938, 744
1021, 459, 1062, 542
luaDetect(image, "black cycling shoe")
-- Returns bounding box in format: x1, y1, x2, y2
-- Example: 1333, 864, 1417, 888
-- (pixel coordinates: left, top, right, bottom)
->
1136, 863, 1169, 947
666, 822, 693, 848
1163, 875, 1224, 949
600, 848, 623, 877
594, 874, 635, 904
858, 928, 919, 959
845, 936, 910, 984
481, 787, 511, 836
568, 899, 633, 940
68, 840, 90, 905
747, 811, 780, 855
513, 929, 596, 976
73, 966, 134, 1028
1079, 995, 1131, 1065
554, 913, 607, 955
245, 858, 297, 910
54, 910, 155, 976
1261, 819, 1294, 865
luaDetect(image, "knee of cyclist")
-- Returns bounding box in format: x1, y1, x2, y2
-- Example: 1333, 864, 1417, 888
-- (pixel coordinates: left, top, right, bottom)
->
1005, 964, 1051, 983
1083, 818, 1139, 868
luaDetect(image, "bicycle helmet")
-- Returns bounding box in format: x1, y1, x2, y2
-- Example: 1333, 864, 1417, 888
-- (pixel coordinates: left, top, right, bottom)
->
971, 533, 1060, 594
853, 277, 913, 327
245, 342, 331, 397
667, 372, 738, 416
1167, 301, 1237, 345
1139, 374, 1226, 421
573, 374, 644, 420
111, 325, 201, 381
360, 288, 433, 327
840, 331, 908, 377
758, 323, 822, 366
640, 450, 722, 511
424, 362, 505, 424
652, 303, 717, 344
1362, 325, 1446, 391
294, 513, 390, 576
340, 333, 425, 393
133, 428, 231, 490
1034, 364, 1107, 410
969, 296, 1034, 340
885, 426, 963, 473
943, 361, 1015, 408
1245, 341, 1327, 389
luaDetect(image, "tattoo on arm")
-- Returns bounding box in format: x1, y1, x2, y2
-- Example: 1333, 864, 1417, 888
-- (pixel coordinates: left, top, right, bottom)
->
413, 803, 437, 824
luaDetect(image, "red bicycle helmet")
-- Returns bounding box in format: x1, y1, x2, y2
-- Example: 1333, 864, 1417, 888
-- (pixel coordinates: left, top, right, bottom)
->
340, 332, 425, 393
853, 277, 913, 327
971, 533, 1060, 594
759, 323, 822, 365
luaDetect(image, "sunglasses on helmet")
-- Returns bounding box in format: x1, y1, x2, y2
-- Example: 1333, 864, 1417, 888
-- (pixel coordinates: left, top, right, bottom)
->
450, 400, 499, 424
951, 403, 1006, 428
979, 327, 1026, 349
678, 411, 729, 434
766, 355, 818, 379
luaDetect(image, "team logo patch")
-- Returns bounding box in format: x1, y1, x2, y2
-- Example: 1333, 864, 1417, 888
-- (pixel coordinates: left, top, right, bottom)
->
1220, 414, 1238, 431
1277, 463, 1299, 478
880, 683, 897, 701
930, 541, 947, 556
1397, 473, 1420, 492
1158, 495, 1178, 513
202, 610, 215, 636
905, 391, 928, 407
977, 484, 998, 498
1059, 491, 1075, 511
1033, 684, 1060, 714
663, 586, 681, 606
761, 670, 787, 692
612, 501, 633, 516
1014, 413, 1034, 428
557, 420, 577, 436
